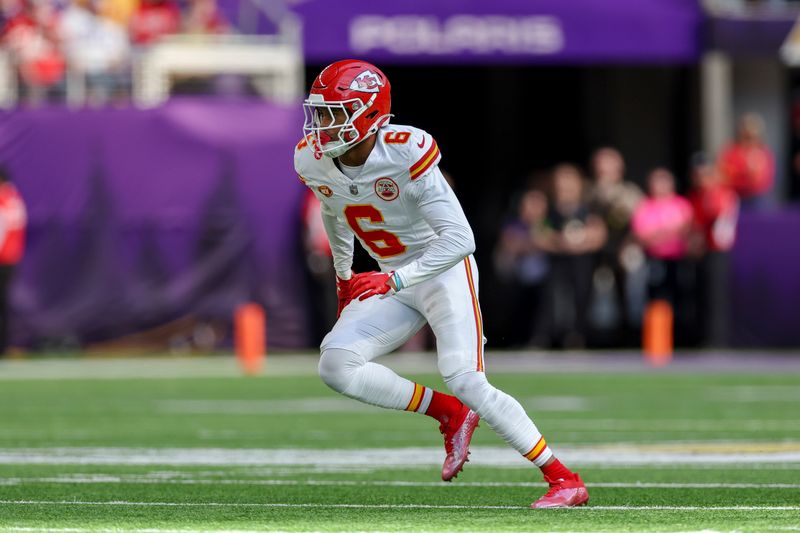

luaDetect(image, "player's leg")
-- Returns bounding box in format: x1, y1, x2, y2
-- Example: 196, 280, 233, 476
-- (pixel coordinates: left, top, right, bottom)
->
419, 256, 588, 507
319, 295, 462, 421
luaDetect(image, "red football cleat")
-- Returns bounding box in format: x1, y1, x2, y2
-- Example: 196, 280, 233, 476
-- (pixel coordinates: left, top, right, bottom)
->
531, 473, 589, 508
440, 407, 479, 481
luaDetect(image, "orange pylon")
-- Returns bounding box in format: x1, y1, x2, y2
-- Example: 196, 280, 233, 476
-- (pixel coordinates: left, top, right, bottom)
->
235, 303, 266, 375
643, 299, 673, 367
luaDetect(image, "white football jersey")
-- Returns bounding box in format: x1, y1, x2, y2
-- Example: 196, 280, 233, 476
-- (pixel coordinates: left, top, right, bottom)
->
294, 124, 475, 290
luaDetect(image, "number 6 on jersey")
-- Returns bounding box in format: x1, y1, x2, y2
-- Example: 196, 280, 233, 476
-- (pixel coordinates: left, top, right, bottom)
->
344, 204, 407, 258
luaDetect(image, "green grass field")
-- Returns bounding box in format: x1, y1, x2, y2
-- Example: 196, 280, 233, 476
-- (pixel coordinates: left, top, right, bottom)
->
1, 353, 799, 532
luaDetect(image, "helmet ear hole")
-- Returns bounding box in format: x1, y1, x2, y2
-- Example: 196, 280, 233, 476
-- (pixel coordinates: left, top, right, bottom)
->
366, 110, 378, 119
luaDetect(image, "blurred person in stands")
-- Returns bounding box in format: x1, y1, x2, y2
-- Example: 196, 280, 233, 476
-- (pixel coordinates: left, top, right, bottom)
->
718, 112, 774, 208
0, 167, 26, 355
99, 0, 136, 28
493, 187, 550, 347
632, 168, 693, 305
1, 0, 65, 104
182, 0, 228, 35
58, 0, 130, 105
688, 153, 739, 346
129, 0, 179, 45
537, 164, 607, 348
588, 147, 644, 344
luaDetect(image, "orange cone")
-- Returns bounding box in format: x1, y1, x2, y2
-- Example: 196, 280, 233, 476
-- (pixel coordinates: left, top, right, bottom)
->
235, 303, 266, 375
643, 299, 673, 367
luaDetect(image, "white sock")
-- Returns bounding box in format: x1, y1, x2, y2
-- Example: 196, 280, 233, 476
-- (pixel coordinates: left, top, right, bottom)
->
447, 371, 554, 466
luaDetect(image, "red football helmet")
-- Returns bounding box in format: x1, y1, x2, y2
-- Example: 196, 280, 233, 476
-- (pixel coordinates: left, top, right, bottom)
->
303, 59, 392, 158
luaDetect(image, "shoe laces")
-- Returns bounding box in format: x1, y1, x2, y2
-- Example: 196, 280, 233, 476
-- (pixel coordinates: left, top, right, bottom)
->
438, 422, 454, 454
542, 475, 569, 498
542, 483, 562, 498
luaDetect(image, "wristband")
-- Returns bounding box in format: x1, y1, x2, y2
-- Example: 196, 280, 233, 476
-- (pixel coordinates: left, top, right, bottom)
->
392, 271, 403, 292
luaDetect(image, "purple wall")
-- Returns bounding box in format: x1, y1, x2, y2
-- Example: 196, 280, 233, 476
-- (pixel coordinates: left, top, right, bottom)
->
1, 99, 310, 349
731, 208, 800, 347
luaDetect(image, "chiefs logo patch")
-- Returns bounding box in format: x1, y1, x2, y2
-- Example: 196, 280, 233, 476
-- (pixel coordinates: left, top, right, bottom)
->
318, 185, 333, 197
374, 177, 399, 201
349, 70, 384, 93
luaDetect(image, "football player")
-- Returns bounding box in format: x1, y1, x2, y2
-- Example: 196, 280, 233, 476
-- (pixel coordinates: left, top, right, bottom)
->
294, 59, 588, 508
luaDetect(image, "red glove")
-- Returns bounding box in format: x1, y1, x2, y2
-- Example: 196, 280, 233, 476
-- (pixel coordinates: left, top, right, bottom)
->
350, 271, 396, 301
336, 275, 353, 317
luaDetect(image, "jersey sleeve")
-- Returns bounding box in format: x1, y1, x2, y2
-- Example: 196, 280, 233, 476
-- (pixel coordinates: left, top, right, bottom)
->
293, 136, 310, 179
407, 129, 442, 182
392, 166, 475, 290
294, 136, 355, 278
319, 200, 355, 279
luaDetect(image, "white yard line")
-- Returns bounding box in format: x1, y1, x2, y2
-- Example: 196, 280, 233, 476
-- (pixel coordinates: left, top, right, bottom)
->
1, 446, 799, 467
0, 500, 799, 512
1, 476, 800, 490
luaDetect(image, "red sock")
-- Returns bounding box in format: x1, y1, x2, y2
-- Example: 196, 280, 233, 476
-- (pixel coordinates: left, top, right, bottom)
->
540, 458, 573, 480
424, 390, 463, 425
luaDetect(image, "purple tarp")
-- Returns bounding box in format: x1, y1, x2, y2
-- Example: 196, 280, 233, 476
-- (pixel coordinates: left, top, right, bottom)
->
290, 0, 703, 64
731, 208, 800, 347
1, 99, 310, 349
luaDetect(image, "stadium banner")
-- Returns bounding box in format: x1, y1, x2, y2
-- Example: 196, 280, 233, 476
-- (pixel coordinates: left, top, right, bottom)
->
1, 100, 310, 349
290, 0, 703, 64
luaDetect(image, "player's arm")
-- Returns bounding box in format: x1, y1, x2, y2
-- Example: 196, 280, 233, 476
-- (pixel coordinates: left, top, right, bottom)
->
295, 142, 355, 279
392, 167, 475, 290
318, 199, 355, 280
318, 199, 360, 316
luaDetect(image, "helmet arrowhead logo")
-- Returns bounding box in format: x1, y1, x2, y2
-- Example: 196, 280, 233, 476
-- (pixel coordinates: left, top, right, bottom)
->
349, 70, 384, 93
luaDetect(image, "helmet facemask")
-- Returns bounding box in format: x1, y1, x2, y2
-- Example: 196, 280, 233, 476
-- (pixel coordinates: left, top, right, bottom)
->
303, 94, 374, 158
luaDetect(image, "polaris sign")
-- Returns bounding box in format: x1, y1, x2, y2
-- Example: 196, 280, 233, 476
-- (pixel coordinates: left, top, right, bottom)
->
350, 15, 564, 56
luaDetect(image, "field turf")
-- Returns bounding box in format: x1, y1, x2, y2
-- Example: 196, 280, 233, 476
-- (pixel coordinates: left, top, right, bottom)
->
1, 353, 799, 532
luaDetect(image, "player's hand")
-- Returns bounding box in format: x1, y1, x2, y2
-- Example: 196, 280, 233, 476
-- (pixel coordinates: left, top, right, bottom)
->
350, 271, 397, 301
336, 274, 354, 317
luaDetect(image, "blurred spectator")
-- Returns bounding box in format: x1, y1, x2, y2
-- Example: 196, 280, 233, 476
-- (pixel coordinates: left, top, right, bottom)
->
58, 0, 130, 105
587, 147, 645, 342
538, 164, 607, 348
182, 0, 228, 35
718, 112, 775, 208
688, 153, 739, 346
1, 0, 65, 103
689, 153, 739, 256
632, 167, 693, 304
99, 0, 136, 27
129, 0, 179, 46
0, 166, 26, 355
493, 187, 551, 347
0, 0, 241, 105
